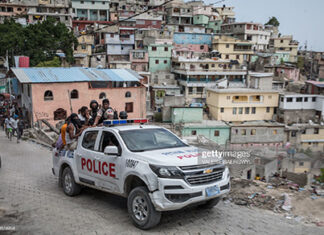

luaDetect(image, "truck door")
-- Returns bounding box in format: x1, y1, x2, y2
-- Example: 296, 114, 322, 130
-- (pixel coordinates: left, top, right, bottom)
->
75, 130, 99, 186
95, 130, 123, 193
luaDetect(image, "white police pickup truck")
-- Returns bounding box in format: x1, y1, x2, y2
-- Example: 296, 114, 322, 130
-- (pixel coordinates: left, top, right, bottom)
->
52, 119, 230, 229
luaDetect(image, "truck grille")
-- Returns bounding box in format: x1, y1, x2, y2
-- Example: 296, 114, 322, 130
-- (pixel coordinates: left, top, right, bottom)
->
180, 164, 225, 186
186, 170, 224, 185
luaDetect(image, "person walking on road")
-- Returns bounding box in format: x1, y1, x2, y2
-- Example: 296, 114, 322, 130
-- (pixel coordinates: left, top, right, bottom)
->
9, 115, 19, 142
17, 117, 25, 143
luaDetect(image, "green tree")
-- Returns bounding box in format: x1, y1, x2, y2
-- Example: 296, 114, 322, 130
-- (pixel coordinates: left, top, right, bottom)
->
36, 56, 61, 67
265, 17, 280, 27
0, 17, 78, 67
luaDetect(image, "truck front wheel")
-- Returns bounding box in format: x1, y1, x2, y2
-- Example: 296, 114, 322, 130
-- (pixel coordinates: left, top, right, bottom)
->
62, 167, 81, 196
127, 186, 161, 230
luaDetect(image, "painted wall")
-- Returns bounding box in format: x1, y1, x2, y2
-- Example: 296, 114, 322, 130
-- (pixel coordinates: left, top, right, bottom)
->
173, 33, 212, 46
30, 82, 146, 124
148, 44, 173, 58
171, 107, 203, 123
149, 58, 171, 73
193, 15, 209, 25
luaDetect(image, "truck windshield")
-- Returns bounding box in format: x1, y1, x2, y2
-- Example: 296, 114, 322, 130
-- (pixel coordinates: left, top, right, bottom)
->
119, 128, 187, 152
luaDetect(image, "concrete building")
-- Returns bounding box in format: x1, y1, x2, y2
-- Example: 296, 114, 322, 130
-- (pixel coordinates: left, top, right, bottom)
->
212, 35, 254, 64
165, 24, 205, 34
134, 28, 173, 49
206, 88, 279, 122
148, 43, 173, 73
25, 0, 72, 27
285, 124, 324, 152
214, 5, 235, 23
11, 67, 146, 125
173, 32, 212, 47
73, 34, 95, 67
281, 153, 312, 173
221, 22, 270, 51
269, 35, 299, 63
151, 85, 181, 111
129, 49, 149, 72
134, 12, 162, 29
165, 0, 193, 26
206, 19, 223, 33
0, 1, 28, 23
172, 57, 247, 103
305, 81, 324, 95
105, 27, 135, 63
229, 121, 285, 149
278, 93, 324, 123
72, 0, 109, 22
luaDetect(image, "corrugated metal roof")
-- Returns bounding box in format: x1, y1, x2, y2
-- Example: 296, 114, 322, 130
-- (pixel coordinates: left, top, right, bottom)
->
11, 67, 142, 83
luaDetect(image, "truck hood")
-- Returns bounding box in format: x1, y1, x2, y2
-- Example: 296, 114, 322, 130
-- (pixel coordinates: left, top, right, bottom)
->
133, 146, 206, 167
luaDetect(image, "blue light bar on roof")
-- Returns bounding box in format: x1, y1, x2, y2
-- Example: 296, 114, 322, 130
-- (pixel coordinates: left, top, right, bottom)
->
103, 119, 148, 126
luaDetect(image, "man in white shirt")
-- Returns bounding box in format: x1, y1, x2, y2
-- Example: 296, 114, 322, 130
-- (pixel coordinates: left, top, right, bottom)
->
10, 115, 19, 141
4, 116, 11, 139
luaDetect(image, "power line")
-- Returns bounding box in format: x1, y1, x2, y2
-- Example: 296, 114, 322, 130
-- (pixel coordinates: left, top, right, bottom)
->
77, 0, 175, 37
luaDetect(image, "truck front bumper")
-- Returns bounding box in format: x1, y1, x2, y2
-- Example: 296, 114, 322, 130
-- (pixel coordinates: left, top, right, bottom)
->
150, 175, 230, 211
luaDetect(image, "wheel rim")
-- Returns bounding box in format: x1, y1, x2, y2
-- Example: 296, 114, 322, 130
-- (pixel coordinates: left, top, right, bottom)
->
64, 173, 72, 193
132, 195, 148, 222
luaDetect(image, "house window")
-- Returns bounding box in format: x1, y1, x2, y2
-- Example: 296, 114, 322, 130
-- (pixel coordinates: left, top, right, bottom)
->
188, 87, 193, 94
245, 107, 250, 114
81, 44, 86, 50
152, 46, 157, 51
266, 107, 270, 113
232, 107, 237, 114
164, 47, 168, 51
287, 98, 293, 102
44, 90, 53, 101
312, 97, 316, 102
214, 130, 219, 136
125, 102, 133, 113
314, 128, 319, 134
164, 60, 167, 64
301, 129, 306, 134
241, 129, 246, 135
155, 60, 159, 64
296, 97, 302, 102
200, 45, 204, 50
99, 92, 106, 99
291, 131, 297, 137
273, 130, 277, 135
252, 107, 256, 114
299, 162, 304, 166
227, 96, 231, 100
125, 91, 131, 98
191, 130, 197, 135
165, 75, 170, 79
70, 89, 79, 99
251, 129, 256, 135
236, 55, 240, 60
80, 1, 84, 4
220, 107, 224, 113
304, 97, 308, 102
110, 34, 114, 38
225, 55, 229, 59
238, 107, 243, 114
226, 44, 229, 48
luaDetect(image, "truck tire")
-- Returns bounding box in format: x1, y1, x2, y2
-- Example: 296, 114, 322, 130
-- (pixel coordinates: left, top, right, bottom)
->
200, 197, 221, 209
127, 186, 161, 230
62, 167, 81, 196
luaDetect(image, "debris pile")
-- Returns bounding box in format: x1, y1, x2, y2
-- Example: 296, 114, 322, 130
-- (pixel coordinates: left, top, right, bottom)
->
224, 178, 324, 226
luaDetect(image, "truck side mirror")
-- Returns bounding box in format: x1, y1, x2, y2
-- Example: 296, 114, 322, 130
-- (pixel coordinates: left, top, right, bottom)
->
104, 146, 119, 156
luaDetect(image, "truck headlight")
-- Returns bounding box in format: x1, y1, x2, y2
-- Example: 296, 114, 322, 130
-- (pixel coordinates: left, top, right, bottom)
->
149, 164, 183, 179
224, 167, 230, 179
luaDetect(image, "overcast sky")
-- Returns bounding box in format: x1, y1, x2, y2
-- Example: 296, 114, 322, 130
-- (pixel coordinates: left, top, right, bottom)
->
202, 0, 324, 51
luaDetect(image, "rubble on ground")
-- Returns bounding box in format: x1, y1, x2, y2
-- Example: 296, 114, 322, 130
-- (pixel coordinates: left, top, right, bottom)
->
224, 177, 324, 226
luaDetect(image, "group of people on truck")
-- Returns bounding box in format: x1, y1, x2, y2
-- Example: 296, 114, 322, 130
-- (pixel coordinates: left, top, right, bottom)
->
57, 98, 121, 150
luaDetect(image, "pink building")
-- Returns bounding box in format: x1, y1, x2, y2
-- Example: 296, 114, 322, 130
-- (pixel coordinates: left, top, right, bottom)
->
274, 65, 300, 82
11, 68, 146, 125
173, 44, 209, 53
129, 50, 149, 72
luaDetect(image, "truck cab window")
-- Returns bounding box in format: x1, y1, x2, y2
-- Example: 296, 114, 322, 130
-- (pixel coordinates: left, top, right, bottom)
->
100, 131, 120, 152
81, 131, 98, 150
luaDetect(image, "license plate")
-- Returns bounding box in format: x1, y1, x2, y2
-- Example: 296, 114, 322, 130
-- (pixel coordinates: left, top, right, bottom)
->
206, 185, 220, 197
